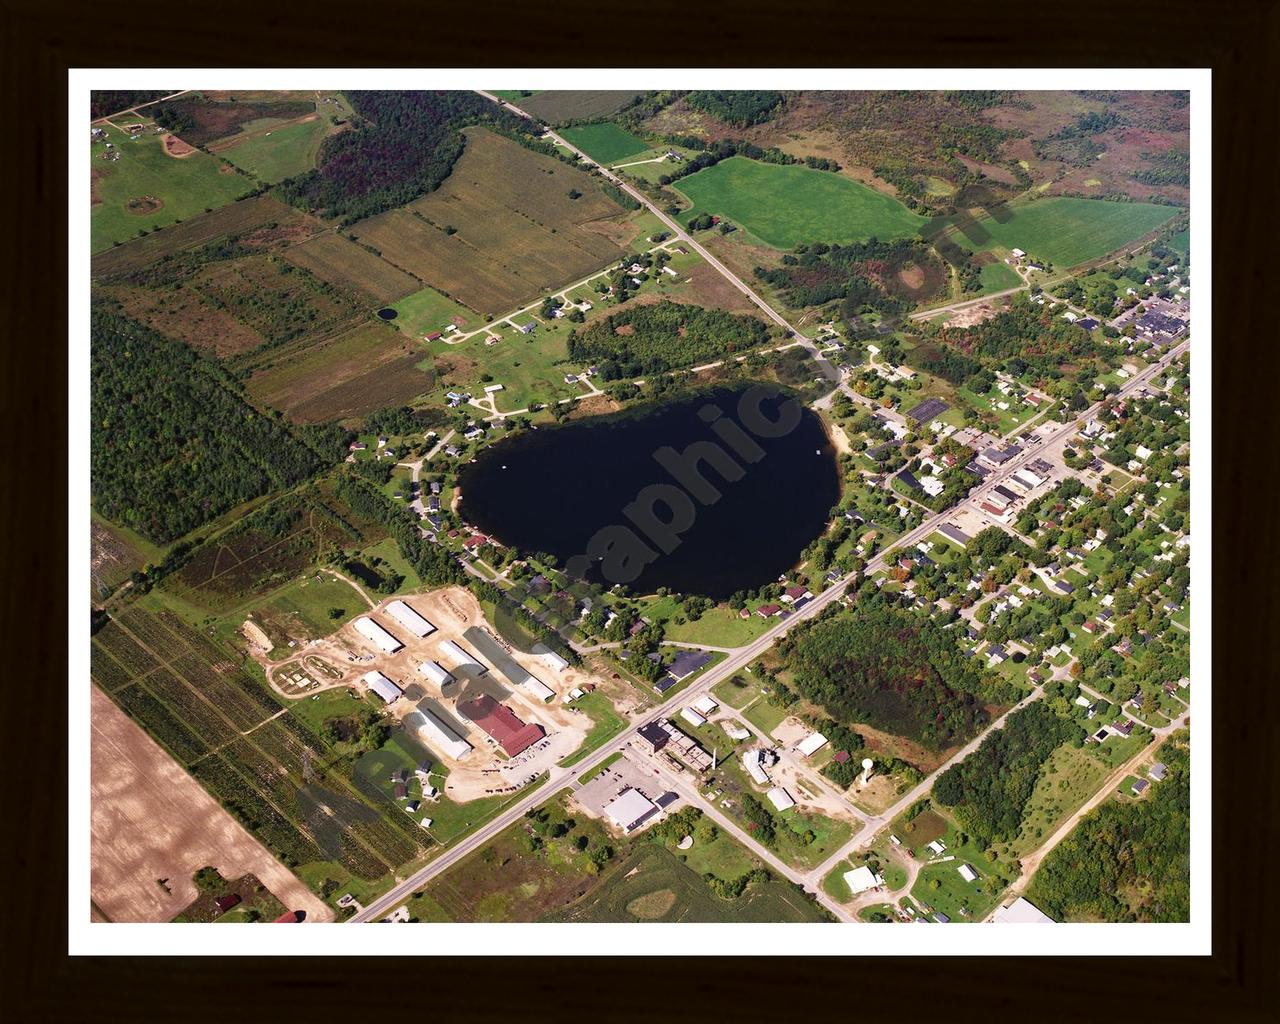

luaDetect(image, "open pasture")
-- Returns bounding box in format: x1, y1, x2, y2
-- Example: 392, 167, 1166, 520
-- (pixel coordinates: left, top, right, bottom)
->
353, 128, 630, 315
389, 285, 476, 338
674, 156, 928, 248
559, 122, 651, 164
91, 124, 253, 253
946, 195, 1180, 269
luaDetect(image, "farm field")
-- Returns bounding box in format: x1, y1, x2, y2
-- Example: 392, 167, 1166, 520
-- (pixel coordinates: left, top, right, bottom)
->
245, 320, 435, 423
516, 91, 644, 123
90, 686, 333, 924
388, 285, 477, 338
948, 196, 1180, 269
353, 128, 631, 314
283, 231, 420, 304
90, 124, 253, 253
90, 194, 314, 279
673, 156, 928, 248
977, 260, 1023, 294
559, 122, 651, 164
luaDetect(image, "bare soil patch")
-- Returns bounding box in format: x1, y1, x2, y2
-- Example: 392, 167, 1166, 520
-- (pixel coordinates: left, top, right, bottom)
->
126, 195, 164, 215
91, 686, 332, 923
162, 133, 196, 158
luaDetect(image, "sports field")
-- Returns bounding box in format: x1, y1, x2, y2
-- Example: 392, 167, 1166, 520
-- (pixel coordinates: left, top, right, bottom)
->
389, 285, 476, 337
674, 156, 928, 248
559, 122, 651, 165
949, 196, 1180, 268
90, 124, 252, 253
355, 128, 631, 314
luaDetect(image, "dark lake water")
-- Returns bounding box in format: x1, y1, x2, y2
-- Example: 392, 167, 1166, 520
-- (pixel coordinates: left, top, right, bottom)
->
376, 307, 398, 320
457, 385, 840, 599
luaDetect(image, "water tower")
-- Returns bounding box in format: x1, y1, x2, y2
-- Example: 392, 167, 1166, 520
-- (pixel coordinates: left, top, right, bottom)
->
860, 757, 875, 786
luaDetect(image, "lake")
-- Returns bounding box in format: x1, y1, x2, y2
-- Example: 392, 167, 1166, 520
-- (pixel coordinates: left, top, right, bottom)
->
457, 385, 840, 599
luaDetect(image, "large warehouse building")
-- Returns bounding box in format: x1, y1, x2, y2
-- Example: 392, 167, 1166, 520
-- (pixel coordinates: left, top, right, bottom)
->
404, 707, 473, 761
353, 616, 403, 654
362, 670, 403, 705
457, 694, 545, 757
417, 660, 454, 687
385, 599, 436, 638
439, 639, 483, 671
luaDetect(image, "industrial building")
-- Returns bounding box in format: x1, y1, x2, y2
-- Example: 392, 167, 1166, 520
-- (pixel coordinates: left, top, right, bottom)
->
535, 645, 570, 673
992, 896, 1055, 924
604, 787, 660, 833
405, 707, 473, 761
362, 670, 403, 704
353, 616, 403, 654
439, 639, 483, 671
385, 599, 436, 638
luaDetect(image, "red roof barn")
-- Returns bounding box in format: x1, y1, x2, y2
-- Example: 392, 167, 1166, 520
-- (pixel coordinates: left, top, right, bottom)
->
457, 694, 545, 757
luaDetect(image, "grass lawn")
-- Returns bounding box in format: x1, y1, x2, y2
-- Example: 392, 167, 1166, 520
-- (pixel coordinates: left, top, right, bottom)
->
712, 672, 764, 710
559, 692, 628, 769
91, 124, 253, 253
390, 285, 477, 337
430, 317, 581, 412
661, 607, 773, 648
673, 156, 927, 248
949, 196, 1180, 269
909, 813, 1012, 922
743, 698, 788, 738
559, 122, 652, 165
490, 90, 541, 102
218, 116, 333, 183
977, 260, 1023, 294
258, 572, 368, 636
360, 537, 422, 594
576, 750, 625, 783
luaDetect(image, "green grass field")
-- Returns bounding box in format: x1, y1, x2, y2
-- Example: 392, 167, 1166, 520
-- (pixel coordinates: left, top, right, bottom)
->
674, 156, 927, 248
977, 260, 1023, 294
389, 285, 477, 337
949, 196, 1180, 269
559, 122, 652, 165
217, 116, 333, 183
91, 125, 253, 253
558, 691, 627, 768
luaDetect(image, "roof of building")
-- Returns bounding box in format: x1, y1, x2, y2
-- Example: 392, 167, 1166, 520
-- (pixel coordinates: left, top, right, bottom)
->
605, 787, 659, 832
385, 599, 435, 638
637, 721, 669, 749
796, 732, 828, 757
993, 896, 1055, 924
363, 671, 403, 704
405, 707, 473, 761
766, 787, 796, 811
957, 863, 979, 882
417, 660, 454, 687
457, 694, 544, 757
353, 616, 403, 654
843, 865, 881, 895
667, 650, 712, 680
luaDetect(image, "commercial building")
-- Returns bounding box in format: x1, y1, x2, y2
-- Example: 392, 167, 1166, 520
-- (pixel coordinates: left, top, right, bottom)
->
691, 695, 719, 717
354, 616, 403, 654
385, 599, 435, 638
405, 707, 473, 761
363, 671, 403, 705
457, 694, 545, 757
417, 660, 454, 687
604, 788, 660, 834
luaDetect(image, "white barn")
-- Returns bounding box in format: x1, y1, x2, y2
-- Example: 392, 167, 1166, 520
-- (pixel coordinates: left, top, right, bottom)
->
523, 677, 555, 703
843, 865, 882, 895
534, 645, 570, 673
439, 639, 483, 670
405, 708, 473, 761
354, 616, 403, 654
766, 787, 795, 811
363, 670, 403, 704
385, 599, 435, 638
993, 896, 1055, 924
417, 660, 454, 687
795, 732, 828, 758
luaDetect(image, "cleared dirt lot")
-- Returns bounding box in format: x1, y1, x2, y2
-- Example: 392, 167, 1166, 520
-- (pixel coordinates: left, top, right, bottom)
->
90, 686, 332, 923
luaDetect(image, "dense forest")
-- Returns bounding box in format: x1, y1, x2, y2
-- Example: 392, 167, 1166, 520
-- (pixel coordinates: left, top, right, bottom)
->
933, 701, 1085, 846
754, 238, 942, 317
90, 311, 326, 543
778, 601, 1016, 749
686, 91, 784, 126
276, 91, 531, 224
90, 90, 174, 119
152, 97, 315, 148
1029, 737, 1190, 922
567, 301, 772, 379
332, 473, 462, 589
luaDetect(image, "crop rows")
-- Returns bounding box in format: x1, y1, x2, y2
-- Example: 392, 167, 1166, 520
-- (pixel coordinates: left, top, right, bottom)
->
114, 607, 187, 656
222, 737, 302, 810
173, 654, 275, 731
253, 718, 314, 775
190, 754, 326, 869
112, 682, 209, 765
142, 667, 238, 747
335, 829, 392, 881
90, 641, 135, 692
94, 622, 159, 678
